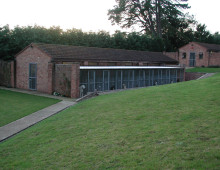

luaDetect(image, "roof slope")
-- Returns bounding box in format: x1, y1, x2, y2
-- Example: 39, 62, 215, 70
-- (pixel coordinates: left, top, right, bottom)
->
32, 43, 177, 63
195, 42, 220, 52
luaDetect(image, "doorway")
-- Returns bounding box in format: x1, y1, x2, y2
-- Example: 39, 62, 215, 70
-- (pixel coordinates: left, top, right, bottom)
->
189, 53, 196, 67
29, 63, 37, 90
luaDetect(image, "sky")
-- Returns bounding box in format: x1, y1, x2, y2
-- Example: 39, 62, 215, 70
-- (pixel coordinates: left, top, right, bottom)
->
1, 0, 220, 34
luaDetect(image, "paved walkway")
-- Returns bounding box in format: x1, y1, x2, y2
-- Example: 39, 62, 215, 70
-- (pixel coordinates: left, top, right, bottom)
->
0, 86, 75, 101
0, 87, 76, 142
197, 73, 216, 80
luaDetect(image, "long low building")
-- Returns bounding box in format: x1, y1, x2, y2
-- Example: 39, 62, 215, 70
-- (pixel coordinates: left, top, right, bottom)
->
80, 66, 184, 96
14, 43, 183, 98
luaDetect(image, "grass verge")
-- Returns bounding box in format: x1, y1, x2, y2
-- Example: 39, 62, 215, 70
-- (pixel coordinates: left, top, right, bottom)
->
0, 74, 220, 169
186, 67, 220, 73
0, 89, 60, 126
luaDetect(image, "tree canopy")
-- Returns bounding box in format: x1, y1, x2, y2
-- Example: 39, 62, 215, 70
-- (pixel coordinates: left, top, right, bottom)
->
108, 0, 191, 38
0, 24, 220, 61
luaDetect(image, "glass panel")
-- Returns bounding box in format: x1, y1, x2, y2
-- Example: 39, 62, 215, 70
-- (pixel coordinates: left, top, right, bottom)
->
80, 70, 88, 84
80, 70, 88, 94
189, 53, 196, 67
139, 70, 145, 87
153, 69, 158, 85
116, 70, 122, 89
95, 70, 103, 91
109, 70, 116, 90
80, 68, 185, 93
128, 70, 133, 88
134, 70, 139, 88
145, 70, 149, 86
30, 78, 36, 89
29, 63, 37, 90
170, 69, 176, 83
29, 64, 37, 77
122, 70, 129, 89
103, 70, 109, 91
88, 70, 95, 92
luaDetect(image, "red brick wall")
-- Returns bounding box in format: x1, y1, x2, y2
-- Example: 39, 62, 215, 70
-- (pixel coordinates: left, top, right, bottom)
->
54, 64, 72, 97
16, 46, 51, 93
48, 62, 54, 95
74, 60, 166, 66
53, 63, 80, 98
179, 42, 209, 67
163, 52, 178, 60
185, 72, 205, 81
71, 63, 80, 98
209, 52, 220, 66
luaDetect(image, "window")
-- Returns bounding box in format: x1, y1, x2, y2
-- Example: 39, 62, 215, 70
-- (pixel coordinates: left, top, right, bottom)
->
182, 52, 186, 59
124, 62, 132, 66
107, 62, 116, 66
199, 52, 203, 59
63, 62, 74, 64
88, 62, 98, 66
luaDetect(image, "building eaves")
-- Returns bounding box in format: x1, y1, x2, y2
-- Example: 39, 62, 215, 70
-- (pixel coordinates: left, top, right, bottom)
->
32, 43, 178, 63
194, 42, 220, 52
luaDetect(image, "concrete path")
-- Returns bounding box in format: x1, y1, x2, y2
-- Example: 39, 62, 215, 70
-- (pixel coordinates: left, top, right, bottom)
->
0, 87, 76, 142
197, 73, 216, 80
0, 101, 76, 142
0, 86, 75, 102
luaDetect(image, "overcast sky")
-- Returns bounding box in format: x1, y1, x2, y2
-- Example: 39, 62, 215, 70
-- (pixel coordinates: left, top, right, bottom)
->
1, 0, 219, 34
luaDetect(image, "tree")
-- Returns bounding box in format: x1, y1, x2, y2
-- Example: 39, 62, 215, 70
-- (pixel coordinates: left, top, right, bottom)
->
212, 32, 220, 44
0, 25, 11, 60
193, 24, 212, 43
108, 0, 191, 38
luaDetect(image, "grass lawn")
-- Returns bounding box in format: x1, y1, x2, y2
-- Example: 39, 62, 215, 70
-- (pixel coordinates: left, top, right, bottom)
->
0, 74, 220, 169
0, 89, 60, 126
186, 67, 220, 73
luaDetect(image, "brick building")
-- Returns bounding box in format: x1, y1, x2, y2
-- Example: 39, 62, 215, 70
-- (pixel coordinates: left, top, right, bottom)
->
15, 43, 182, 98
178, 42, 220, 67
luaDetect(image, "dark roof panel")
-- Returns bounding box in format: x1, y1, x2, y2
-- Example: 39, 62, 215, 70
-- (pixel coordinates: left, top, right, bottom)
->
33, 43, 177, 63
195, 42, 220, 52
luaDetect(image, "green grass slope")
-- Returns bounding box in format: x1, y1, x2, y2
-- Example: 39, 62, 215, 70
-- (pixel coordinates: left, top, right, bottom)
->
0, 74, 220, 169
186, 67, 220, 73
0, 90, 60, 126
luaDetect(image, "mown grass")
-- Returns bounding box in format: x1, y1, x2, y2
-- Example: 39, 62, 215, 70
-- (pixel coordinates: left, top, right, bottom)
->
0, 74, 220, 169
186, 67, 220, 73
0, 90, 60, 126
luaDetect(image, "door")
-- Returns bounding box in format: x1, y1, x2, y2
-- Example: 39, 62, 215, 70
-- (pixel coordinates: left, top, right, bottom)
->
189, 53, 196, 67
29, 63, 37, 90
103, 70, 109, 91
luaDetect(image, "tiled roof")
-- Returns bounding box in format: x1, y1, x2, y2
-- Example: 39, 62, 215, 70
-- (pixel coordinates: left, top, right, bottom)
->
32, 43, 177, 64
195, 42, 220, 52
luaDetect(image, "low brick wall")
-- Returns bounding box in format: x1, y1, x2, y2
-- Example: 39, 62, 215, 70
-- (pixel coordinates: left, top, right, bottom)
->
163, 52, 178, 60
54, 64, 72, 97
53, 63, 80, 98
185, 72, 206, 81
0, 60, 15, 87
